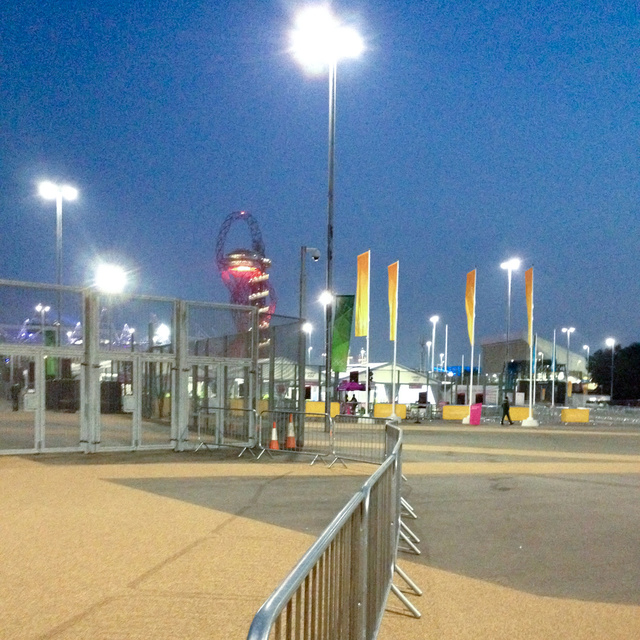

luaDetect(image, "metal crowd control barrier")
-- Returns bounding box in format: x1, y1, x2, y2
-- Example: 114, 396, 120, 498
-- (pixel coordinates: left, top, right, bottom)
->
333, 414, 388, 464
258, 410, 333, 461
246, 424, 421, 640
191, 406, 257, 453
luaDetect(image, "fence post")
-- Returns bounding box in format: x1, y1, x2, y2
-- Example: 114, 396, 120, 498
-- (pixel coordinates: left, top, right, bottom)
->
356, 491, 370, 640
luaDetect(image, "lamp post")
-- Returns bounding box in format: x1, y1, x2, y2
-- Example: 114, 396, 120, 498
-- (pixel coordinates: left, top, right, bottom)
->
500, 258, 521, 383
426, 341, 432, 373
39, 181, 78, 350
582, 344, 590, 377
299, 247, 320, 414
291, 6, 363, 424
35, 304, 50, 340
561, 327, 575, 377
429, 316, 439, 372
605, 337, 615, 401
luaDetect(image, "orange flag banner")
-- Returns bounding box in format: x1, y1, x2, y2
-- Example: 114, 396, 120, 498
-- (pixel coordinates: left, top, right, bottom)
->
525, 267, 534, 346
355, 251, 370, 337
388, 261, 399, 341
465, 269, 476, 346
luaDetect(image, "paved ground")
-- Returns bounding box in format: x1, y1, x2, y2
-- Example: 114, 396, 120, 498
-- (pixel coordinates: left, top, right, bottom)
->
1, 420, 639, 639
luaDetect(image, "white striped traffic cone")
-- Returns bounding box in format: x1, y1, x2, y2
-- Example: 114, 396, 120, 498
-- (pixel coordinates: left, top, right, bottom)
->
285, 414, 296, 450
269, 421, 279, 450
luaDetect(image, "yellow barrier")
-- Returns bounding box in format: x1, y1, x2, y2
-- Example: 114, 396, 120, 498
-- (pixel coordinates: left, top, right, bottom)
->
442, 405, 470, 420
561, 408, 590, 423
373, 404, 407, 419
508, 407, 531, 421
305, 401, 340, 418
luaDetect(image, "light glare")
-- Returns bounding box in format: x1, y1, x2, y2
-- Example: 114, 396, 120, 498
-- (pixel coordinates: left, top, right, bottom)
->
95, 263, 127, 294
291, 6, 363, 73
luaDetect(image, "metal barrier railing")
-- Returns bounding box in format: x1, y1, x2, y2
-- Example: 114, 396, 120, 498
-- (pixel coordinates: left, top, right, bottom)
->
190, 406, 257, 452
333, 414, 388, 464
246, 424, 407, 640
258, 410, 333, 462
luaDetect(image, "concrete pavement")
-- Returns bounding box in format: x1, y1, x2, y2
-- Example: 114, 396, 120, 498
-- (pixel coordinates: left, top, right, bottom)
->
1, 421, 639, 639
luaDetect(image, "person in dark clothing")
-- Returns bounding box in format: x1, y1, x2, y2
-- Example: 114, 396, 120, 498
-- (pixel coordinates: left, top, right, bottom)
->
501, 394, 513, 425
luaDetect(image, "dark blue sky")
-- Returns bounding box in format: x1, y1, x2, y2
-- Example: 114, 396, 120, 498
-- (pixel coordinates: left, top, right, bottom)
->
1, 0, 638, 369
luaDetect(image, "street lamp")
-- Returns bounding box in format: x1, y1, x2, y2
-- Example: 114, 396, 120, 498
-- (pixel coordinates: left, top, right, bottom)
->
583, 344, 590, 377
35, 304, 50, 339
39, 180, 78, 351
561, 327, 575, 378
500, 258, 521, 371
429, 316, 439, 372
605, 337, 615, 401
291, 6, 363, 422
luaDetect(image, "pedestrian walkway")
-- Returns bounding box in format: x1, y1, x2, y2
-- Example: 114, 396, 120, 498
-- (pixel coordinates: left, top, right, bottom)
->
2, 421, 640, 639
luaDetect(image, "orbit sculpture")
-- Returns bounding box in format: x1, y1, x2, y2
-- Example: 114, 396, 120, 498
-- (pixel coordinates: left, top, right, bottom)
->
215, 211, 276, 349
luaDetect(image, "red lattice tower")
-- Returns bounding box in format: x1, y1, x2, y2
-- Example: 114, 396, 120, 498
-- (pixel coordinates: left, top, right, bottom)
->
215, 211, 276, 349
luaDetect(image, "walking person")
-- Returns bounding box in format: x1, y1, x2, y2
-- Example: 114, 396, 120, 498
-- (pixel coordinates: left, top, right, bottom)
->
501, 394, 513, 425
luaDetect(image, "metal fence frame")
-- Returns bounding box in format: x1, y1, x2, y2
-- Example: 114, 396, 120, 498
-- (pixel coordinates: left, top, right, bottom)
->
246, 423, 403, 640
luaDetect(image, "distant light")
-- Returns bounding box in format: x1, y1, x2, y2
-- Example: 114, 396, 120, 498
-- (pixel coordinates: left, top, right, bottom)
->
155, 323, 171, 344
95, 263, 127, 294
302, 322, 313, 334
562, 327, 575, 334
605, 337, 615, 348
290, 6, 364, 74
500, 258, 521, 271
429, 315, 439, 324
583, 345, 589, 350
319, 291, 333, 306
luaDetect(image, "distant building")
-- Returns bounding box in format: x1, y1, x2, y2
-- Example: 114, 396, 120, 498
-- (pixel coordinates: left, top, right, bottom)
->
481, 331, 588, 379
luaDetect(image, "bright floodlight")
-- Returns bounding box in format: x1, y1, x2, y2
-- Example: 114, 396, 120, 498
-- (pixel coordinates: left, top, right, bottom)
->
429, 315, 439, 324
562, 327, 575, 334
155, 323, 171, 344
39, 181, 78, 201
319, 290, 334, 306
302, 322, 313, 334
605, 337, 615, 348
500, 258, 521, 271
95, 263, 127, 294
290, 6, 364, 73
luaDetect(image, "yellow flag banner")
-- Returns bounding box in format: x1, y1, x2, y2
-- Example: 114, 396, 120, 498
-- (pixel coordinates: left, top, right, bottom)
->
355, 251, 370, 337
388, 261, 399, 341
525, 267, 533, 346
465, 269, 476, 346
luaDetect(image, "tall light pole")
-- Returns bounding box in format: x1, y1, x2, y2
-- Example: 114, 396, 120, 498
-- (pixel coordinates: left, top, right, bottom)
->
429, 315, 439, 372
291, 7, 363, 423
35, 304, 50, 339
605, 337, 615, 401
299, 247, 320, 414
500, 258, 521, 379
583, 344, 590, 377
426, 341, 432, 373
39, 181, 78, 354
561, 327, 575, 377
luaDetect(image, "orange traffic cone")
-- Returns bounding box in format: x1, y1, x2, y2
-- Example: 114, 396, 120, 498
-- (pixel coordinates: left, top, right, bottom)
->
269, 421, 279, 450
285, 414, 296, 450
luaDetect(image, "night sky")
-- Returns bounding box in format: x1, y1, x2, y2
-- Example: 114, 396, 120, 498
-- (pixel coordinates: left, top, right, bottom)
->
1, 1, 638, 370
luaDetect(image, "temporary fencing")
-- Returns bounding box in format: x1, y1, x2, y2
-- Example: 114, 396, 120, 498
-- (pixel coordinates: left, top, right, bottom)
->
333, 414, 388, 464
246, 423, 421, 640
258, 410, 332, 460
192, 406, 257, 452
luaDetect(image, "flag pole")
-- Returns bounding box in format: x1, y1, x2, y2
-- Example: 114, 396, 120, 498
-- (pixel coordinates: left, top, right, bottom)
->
462, 269, 476, 425
389, 261, 399, 420
523, 267, 539, 427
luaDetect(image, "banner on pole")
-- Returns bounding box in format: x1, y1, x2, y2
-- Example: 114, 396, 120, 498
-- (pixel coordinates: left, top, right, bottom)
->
388, 261, 399, 341
355, 251, 370, 337
465, 269, 476, 346
332, 294, 354, 373
525, 267, 533, 346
